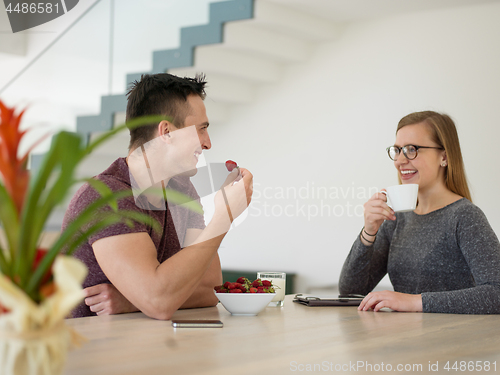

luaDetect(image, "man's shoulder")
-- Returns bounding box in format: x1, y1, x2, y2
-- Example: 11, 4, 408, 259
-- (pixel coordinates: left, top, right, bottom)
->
62, 158, 134, 228
95, 157, 131, 189
74, 158, 131, 202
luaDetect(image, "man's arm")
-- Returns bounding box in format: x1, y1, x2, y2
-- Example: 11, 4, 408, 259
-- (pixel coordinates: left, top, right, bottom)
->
179, 228, 222, 309
92, 169, 252, 320
82, 229, 222, 314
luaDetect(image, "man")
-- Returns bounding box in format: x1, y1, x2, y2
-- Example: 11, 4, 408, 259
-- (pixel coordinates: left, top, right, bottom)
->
63, 73, 253, 319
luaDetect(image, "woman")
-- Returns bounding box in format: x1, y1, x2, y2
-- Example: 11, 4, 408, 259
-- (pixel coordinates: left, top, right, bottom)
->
339, 111, 500, 314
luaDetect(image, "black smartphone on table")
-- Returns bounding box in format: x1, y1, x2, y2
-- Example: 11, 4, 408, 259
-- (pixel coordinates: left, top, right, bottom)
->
171, 320, 223, 328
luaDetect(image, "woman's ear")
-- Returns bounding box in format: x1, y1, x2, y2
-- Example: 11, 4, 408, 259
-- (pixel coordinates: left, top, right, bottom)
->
441, 151, 448, 167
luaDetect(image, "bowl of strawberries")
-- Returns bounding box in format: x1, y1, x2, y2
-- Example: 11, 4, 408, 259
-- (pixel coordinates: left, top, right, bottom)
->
214, 277, 276, 316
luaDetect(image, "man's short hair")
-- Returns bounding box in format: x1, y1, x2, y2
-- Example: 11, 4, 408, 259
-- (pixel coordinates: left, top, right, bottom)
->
126, 73, 207, 150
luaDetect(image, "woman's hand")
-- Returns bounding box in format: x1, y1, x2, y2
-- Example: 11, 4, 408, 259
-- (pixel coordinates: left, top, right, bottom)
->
358, 291, 423, 312
363, 190, 396, 235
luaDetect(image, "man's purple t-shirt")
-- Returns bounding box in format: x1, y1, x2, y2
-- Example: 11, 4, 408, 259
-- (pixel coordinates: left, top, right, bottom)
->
62, 158, 205, 318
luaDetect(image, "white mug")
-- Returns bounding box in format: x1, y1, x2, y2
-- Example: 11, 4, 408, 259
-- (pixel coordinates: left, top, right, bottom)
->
381, 184, 418, 212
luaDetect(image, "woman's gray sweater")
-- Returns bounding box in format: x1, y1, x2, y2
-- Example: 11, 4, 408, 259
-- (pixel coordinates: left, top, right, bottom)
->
339, 198, 500, 314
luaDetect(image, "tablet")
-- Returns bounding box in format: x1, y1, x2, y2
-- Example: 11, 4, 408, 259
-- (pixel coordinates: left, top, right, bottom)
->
293, 293, 364, 306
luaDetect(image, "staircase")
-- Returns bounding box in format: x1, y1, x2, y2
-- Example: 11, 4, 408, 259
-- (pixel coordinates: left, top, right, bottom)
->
39, 0, 339, 230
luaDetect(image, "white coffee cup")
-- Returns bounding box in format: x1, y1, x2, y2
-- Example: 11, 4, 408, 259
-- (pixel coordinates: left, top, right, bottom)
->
381, 184, 418, 212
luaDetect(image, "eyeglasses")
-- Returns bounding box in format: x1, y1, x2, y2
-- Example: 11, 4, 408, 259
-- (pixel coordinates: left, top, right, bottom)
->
386, 144, 444, 161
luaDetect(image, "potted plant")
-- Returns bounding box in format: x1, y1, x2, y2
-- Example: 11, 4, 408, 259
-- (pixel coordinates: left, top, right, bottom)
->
0, 99, 201, 375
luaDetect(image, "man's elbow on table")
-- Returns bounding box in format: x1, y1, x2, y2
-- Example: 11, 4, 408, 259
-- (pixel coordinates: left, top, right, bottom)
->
140, 287, 219, 320
140, 297, 178, 321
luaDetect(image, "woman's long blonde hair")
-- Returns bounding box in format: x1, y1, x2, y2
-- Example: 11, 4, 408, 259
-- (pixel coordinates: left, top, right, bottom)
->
397, 111, 472, 202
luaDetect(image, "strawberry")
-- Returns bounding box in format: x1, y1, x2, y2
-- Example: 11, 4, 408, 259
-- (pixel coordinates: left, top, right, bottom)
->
238, 283, 248, 292
236, 277, 249, 284
214, 285, 227, 293
252, 279, 263, 288
217, 276, 277, 294
225, 160, 238, 172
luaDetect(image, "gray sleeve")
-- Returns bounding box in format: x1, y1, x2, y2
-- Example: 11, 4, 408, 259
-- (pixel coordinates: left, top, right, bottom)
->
422, 205, 500, 314
338, 224, 392, 296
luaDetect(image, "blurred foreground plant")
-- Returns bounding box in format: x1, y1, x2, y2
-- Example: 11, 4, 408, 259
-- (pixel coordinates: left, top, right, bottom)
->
0, 99, 201, 309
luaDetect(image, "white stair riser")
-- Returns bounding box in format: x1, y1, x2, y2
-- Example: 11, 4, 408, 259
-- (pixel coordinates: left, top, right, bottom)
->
194, 45, 282, 83
223, 21, 312, 62
168, 68, 256, 103
253, 0, 339, 41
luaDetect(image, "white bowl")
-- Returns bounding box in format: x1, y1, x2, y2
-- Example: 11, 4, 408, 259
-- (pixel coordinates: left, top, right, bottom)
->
214, 292, 276, 316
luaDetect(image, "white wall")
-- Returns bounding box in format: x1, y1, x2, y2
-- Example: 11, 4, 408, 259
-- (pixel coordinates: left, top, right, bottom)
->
205, 2, 500, 291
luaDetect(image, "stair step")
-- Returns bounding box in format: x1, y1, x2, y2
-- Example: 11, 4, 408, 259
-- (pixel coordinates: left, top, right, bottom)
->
222, 21, 311, 62
192, 44, 282, 83
167, 68, 256, 103
253, 0, 339, 41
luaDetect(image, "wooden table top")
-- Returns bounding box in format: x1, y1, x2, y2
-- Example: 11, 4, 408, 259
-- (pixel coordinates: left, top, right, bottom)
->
64, 295, 500, 375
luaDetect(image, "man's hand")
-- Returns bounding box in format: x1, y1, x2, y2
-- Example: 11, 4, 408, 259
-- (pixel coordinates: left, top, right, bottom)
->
358, 291, 423, 312
215, 167, 253, 221
83, 283, 139, 316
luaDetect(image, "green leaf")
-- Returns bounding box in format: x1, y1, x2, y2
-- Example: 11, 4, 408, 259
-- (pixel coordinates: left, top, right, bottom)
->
17, 131, 83, 286
65, 210, 158, 256
26, 214, 123, 302
165, 188, 203, 214
81, 178, 118, 211
0, 243, 9, 277
25, 190, 160, 296
28, 208, 158, 301
142, 187, 203, 214
0, 183, 19, 268
84, 115, 169, 157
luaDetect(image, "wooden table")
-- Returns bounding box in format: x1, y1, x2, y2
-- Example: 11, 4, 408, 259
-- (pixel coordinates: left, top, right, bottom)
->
64, 295, 500, 374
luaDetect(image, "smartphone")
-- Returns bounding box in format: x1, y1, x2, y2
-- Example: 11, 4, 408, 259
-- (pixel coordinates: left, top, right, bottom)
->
171, 319, 223, 328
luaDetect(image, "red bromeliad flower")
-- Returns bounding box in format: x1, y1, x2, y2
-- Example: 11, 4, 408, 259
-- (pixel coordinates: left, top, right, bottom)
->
33, 248, 54, 289
0, 248, 54, 314
0, 100, 30, 215
0, 100, 56, 307
0, 304, 9, 314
